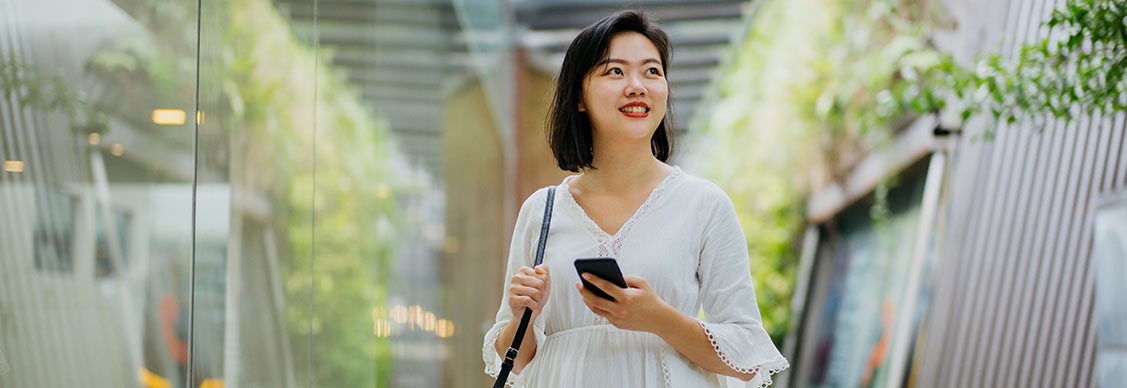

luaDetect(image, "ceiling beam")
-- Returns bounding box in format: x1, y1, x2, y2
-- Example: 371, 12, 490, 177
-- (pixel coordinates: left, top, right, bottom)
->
279, 1, 459, 28
531, 30, 733, 52
345, 70, 447, 89
360, 87, 444, 103
518, 2, 744, 30
331, 52, 465, 72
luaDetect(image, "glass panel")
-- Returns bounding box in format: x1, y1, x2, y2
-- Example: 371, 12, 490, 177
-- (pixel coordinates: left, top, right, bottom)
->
192, 0, 319, 386
1093, 192, 1127, 387
2, 0, 510, 386
0, 0, 198, 386
302, 1, 461, 385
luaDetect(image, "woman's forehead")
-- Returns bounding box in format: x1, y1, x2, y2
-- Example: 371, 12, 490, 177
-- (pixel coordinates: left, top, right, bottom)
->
605, 32, 662, 60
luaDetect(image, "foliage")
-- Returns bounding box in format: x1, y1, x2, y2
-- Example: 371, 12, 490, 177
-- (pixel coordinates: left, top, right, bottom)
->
880, 0, 1127, 133
691, 0, 823, 344
222, 2, 409, 386
0, 54, 108, 134
695, 0, 1124, 345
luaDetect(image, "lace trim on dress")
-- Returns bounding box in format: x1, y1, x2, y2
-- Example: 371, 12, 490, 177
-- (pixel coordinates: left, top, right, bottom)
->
483, 327, 521, 387
696, 320, 791, 388
563, 166, 684, 258
660, 349, 673, 388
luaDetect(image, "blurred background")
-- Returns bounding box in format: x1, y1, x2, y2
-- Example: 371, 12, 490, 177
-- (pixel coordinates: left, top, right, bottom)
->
0, 0, 1123, 387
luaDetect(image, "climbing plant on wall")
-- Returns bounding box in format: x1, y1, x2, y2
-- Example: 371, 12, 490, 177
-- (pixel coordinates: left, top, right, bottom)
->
693, 0, 1124, 344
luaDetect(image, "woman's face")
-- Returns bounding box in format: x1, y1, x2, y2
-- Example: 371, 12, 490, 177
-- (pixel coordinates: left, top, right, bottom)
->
579, 31, 668, 145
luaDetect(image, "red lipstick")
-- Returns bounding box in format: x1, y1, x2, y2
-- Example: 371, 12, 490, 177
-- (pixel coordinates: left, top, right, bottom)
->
618, 101, 650, 118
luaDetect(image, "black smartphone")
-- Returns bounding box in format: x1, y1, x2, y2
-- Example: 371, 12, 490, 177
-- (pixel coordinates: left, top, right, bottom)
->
574, 257, 628, 301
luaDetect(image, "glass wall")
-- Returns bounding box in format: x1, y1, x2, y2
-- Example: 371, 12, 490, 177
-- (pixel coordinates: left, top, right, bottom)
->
0, 0, 498, 387
1, 0, 199, 386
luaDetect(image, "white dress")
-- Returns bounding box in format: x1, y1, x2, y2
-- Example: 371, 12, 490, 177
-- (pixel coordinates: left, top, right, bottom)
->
483, 165, 789, 387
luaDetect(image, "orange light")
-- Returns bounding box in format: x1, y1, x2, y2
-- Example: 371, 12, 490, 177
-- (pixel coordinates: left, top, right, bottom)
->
152, 109, 186, 125
3, 160, 23, 173
138, 368, 172, 388
424, 312, 436, 332
88, 132, 101, 145
111, 144, 124, 156
436, 319, 455, 338
390, 305, 407, 323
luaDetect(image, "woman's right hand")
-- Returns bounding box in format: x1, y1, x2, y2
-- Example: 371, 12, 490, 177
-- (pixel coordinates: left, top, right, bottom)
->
508, 264, 551, 322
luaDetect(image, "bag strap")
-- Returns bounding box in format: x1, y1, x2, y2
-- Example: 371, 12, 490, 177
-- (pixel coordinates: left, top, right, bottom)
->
493, 186, 555, 388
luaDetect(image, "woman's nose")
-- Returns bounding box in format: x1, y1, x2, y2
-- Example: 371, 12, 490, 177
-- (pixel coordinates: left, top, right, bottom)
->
625, 77, 647, 96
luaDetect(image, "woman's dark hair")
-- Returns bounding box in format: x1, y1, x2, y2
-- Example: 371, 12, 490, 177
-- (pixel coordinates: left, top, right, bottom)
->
547, 10, 675, 172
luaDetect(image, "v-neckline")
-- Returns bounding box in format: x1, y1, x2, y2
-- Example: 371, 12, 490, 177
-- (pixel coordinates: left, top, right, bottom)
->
561, 165, 683, 241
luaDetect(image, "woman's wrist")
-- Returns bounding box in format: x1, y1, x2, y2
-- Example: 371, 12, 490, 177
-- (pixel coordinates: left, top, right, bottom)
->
650, 303, 694, 338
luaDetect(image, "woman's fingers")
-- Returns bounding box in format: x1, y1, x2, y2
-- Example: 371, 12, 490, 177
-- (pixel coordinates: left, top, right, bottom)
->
510, 295, 536, 310
580, 273, 628, 301
623, 275, 650, 290
511, 271, 545, 289
575, 282, 617, 311
576, 283, 616, 316
536, 265, 551, 288
508, 265, 552, 316
509, 284, 542, 302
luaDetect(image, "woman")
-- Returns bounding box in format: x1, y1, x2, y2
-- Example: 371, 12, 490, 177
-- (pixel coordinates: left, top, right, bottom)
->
483, 10, 788, 387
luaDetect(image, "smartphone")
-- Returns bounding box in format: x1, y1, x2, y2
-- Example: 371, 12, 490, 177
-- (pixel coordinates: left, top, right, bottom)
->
574, 257, 628, 301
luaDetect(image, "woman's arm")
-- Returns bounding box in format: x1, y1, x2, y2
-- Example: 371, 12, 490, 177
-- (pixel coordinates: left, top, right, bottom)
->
483, 188, 552, 378
492, 264, 552, 374
493, 314, 540, 373
575, 274, 756, 381
651, 307, 756, 381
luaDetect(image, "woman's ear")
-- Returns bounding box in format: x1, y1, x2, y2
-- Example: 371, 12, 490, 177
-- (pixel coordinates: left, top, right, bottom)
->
578, 101, 586, 112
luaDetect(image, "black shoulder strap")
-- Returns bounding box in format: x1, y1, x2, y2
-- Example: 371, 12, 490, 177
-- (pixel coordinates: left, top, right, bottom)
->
493, 186, 555, 387
533, 187, 555, 266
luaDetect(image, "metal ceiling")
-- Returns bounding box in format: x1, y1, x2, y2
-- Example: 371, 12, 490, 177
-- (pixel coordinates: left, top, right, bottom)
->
274, 0, 748, 180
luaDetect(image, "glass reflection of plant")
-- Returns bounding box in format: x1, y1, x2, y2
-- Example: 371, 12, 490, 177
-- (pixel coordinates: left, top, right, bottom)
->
0, 54, 108, 135
91, 0, 414, 386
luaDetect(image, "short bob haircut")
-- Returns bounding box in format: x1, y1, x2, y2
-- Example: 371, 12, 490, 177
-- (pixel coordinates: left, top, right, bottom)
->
547, 10, 675, 173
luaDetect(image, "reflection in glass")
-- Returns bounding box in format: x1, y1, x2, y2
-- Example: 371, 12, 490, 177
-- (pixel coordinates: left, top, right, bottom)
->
806, 171, 928, 388
3, 0, 498, 386
1, 0, 198, 386
1094, 192, 1127, 387
33, 189, 78, 274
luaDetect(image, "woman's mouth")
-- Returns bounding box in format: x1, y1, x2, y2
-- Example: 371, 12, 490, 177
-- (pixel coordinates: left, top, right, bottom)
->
619, 103, 650, 118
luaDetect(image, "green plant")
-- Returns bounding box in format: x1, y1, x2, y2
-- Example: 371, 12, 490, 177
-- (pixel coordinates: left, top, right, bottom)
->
694, 0, 1124, 345
0, 54, 108, 135
886, 0, 1126, 132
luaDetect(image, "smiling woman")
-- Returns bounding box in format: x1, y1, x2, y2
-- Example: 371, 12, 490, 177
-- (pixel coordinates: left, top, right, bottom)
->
484, 10, 789, 388
546, 11, 675, 174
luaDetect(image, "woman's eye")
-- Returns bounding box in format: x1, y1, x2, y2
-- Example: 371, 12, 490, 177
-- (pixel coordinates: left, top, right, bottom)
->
608, 68, 623, 75
647, 68, 660, 75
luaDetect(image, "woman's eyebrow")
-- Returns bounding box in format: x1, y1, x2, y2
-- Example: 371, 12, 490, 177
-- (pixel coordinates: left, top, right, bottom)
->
596, 58, 662, 66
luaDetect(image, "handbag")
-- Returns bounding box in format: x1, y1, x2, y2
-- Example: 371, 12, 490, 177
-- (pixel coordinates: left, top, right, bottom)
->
493, 186, 556, 388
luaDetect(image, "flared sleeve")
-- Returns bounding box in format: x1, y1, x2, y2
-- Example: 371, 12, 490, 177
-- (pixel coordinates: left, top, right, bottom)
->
696, 187, 790, 388
482, 188, 550, 385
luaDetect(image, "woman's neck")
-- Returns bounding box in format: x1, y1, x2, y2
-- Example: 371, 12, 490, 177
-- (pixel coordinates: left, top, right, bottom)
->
577, 141, 671, 195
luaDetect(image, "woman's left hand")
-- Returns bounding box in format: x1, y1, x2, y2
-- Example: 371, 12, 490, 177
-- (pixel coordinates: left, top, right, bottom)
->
576, 274, 676, 334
